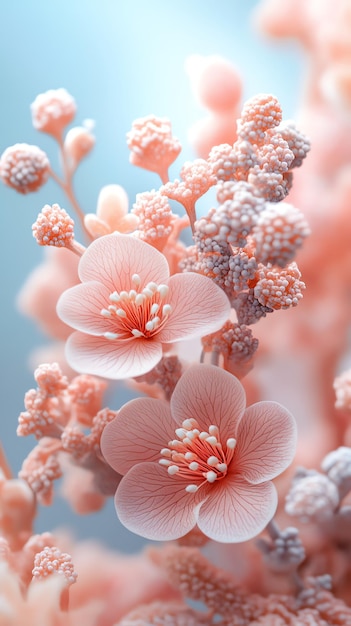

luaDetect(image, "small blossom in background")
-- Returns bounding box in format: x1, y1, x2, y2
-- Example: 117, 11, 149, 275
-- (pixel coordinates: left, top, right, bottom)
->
0, 143, 50, 194
101, 363, 296, 542
31, 88, 77, 140
57, 234, 231, 379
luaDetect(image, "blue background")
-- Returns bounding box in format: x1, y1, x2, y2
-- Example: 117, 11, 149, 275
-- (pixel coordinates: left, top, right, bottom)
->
0, 0, 302, 551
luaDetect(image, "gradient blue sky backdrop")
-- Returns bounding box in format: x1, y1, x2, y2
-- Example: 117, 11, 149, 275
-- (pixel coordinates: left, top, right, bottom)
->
0, 0, 303, 550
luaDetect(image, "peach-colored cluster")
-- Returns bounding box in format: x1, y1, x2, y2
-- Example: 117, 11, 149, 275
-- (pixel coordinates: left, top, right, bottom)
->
31, 88, 77, 139
127, 114, 181, 183
17, 362, 120, 512
0, 143, 50, 194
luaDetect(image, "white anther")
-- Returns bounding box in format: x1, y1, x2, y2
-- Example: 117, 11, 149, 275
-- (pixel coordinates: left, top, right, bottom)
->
185, 484, 199, 493
206, 436, 218, 446
109, 291, 120, 302
167, 465, 179, 475
182, 419, 194, 430
189, 462, 199, 471
119, 291, 129, 300
170, 440, 181, 448
145, 320, 155, 331
175, 428, 187, 439
207, 456, 219, 466
108, 305, 117, 312
206, 471, 217, 483
151, 303, 160, 315
116, 308, 127, 318
142, 288, 154, 298
185, 430, 197, 440
132, 273, 141, 286
146, 282, 158, 292
162, 304, 172, 316
159, 459, 172, 466
217, 463, 227, 472
209, 425, 219, 437
131, 329, 144, 337
160, 448, 172, 457
152, 316, 160, 327
184, 452, 196, 461
135, 293, 146, 306
104, 332, 119, 340
157, 284, 169, 297
100, 308, 111, 317
199, 431, 209, 440
226, 438, 237, 449
129, 289, 137, 299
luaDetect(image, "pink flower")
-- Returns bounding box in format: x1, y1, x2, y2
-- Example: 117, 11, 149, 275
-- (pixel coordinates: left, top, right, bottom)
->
57, 234, 230, 379
101, 363, 297, 543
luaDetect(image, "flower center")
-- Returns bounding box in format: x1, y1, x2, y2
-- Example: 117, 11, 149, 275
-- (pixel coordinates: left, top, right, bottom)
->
100, 274, 172, 340
159, 418, 236, 493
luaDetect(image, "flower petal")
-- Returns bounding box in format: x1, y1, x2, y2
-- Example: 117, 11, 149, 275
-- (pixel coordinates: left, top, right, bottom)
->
157, 273, 230, 343
78, 234, 169, 291
197, 476, 277, 543
57, 281, 113, 334
171, 364, 246, 439
65, 332, 162, 379
101, 398, 176, 475
115, 462, 204, 541
234, 401, 297, 484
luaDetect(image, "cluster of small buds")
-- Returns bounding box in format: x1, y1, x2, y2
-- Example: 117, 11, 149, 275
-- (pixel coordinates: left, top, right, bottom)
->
334, 369, 351, 413
285, 469, 340, 523
256, 130, 295, 173
32, 546, 77, 586
253, 262, 306, 310
233, 289, 273, 325
30, 88, 76, 139
17, 363, 119, 511
127, 114, 181, 183
257, 526, 306, 573
322, 447, 351, 499
131, 190, 175, 251
160, 158, 216, 227
208, 140, 258, 182
133, 355, 183, 401
19, 445, 62, 506
32, 203, 75, 248
202, 321, 258, 377
248, 167, 292, 202
277, 121, 311, 168
0, 143, 50, 194
151, 545, 254, 622
237, 93, 283, 144
251, 202, 310, 267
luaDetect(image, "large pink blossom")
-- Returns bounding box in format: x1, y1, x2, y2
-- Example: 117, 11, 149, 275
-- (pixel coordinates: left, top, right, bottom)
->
101, 364, 297, 543
57, 234, 230, 379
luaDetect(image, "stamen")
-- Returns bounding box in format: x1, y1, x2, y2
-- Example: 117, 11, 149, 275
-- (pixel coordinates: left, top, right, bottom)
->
100, 308, 111, 317
206, 436, 218, 446
131, 329, 145, 337
151, 303, 160, 315
167, 465, 179, 475
185, 484, 199, 493
157, 284, 169, 297
162, 304, 172, 316
217, 463, 227, 472
206, 471, 217, 483
184, 452, 196, 461
109, 291, 120, 302
135, 293, 146, 306
132, 273, 141, 286
207, 456, 219, 466
159, 459, 172, 466
116, 309, 127, 318
189, 462, 199, 471
209, 425, 219, 437
142, 288, 154, 298
104, 332, 119, 340
227, 438, 237, 449
146, 282, 158, 292
175, 428, 187, 439
119, 291, 129, 300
